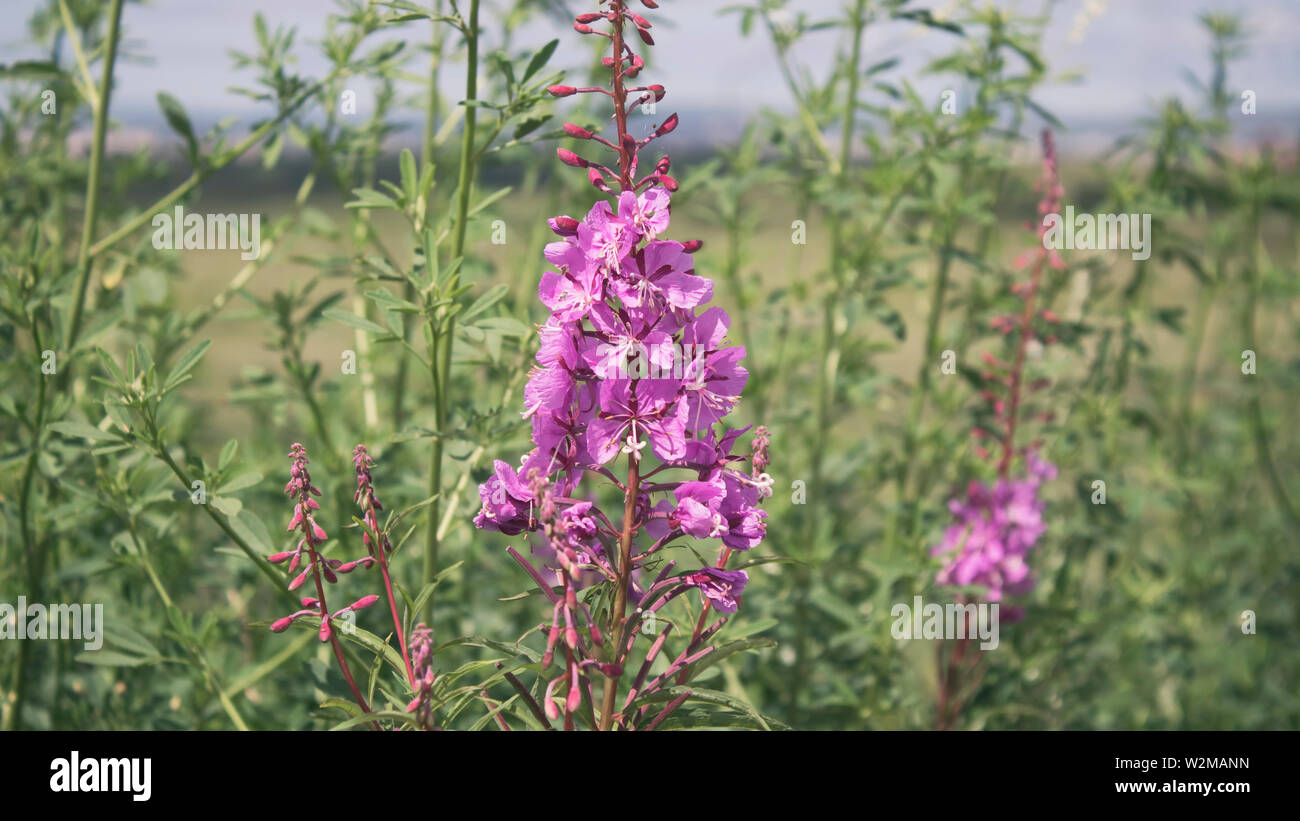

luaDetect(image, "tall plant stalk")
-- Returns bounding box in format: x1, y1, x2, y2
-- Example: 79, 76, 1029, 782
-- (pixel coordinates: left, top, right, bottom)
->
424, 0, 480, 626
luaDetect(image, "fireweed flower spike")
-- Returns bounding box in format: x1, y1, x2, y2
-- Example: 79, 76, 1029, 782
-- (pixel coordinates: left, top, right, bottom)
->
268, 443, 374, 717
476, 0, 772, 730
353, 445, 415, 687
931, 131, 1063, 730
407, 624, 437, 731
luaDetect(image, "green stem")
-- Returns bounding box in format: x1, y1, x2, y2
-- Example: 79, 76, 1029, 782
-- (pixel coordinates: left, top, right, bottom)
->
889, 227, 955, 553
423, 0, 479, 626
792, 0, 866, 726
63, 0, 124, 354
149, 431, 292, 601
1242, 205, 1300, 530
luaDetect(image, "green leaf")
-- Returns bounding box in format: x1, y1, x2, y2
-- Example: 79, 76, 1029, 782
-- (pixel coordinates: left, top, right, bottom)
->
475, 316, 530, 338
330, 710, 417, 731
323, 308, 390, 336
468, 186, 513, 217
47, 421, 117, 443
75, 649, 157, 667
228, 508, 276, 555
523, 39, 559, 83
460, 284, 508, 322
0, 60, 63, 79
346, 188, 400, 211
164, 340, 212, 393
157, 91, 199, 161
219, 439, 239, 471
217, 472, 263, 494
399, 148, 418, 204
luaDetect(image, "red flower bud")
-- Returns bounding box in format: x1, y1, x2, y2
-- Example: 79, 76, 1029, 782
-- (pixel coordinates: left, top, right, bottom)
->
575, 13, 602, 23
648, 84, 666, 101
351, 594, 380, 611
563, 122, 593, 139
682, 239, 703, 253
653, 113, 678, 137
270, 616, 294, 633
636, 27, 655, 45
573, 22, 595, 34
548, 216, 580, 236
659, 174, 678, 192
267, 551, 294, 564
588, 168, 611, 192
547, 85, 577, 97
557, 148, 589, 168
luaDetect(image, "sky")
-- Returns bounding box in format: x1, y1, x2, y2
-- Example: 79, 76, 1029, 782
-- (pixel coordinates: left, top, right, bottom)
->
3, 0, 1298, 151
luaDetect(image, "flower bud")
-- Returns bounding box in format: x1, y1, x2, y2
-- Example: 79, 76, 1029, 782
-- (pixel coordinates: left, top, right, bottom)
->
648, 84, 666, 101
682, 239, 703, 253
270, 616, 294, 633
544, 695, 560, 721
548, 216, 580, 236
547, 85, 577, 97
563, 122, 593, 139
267, 551, 294, 564
575, 12, 602, 23
653, 113, 678, 137
566, 686, 582, 713
351, 594, 380, 611
288, 568, 310, 591
573, 22, 595, 34
588, 168, 611, 192
557, 148, 589, 168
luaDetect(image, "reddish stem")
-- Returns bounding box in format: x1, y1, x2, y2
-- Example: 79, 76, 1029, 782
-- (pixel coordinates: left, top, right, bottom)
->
306, 545, 375, 724
997, 254, 1045, 477
369, 499, 415, 688
597, 0, 643, 733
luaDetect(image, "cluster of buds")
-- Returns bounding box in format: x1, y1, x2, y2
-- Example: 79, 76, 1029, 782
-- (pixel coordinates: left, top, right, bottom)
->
406, 624, 437, 731
352, 445, 392, 557
528, 471, 614, 728
972, 130, 1065, 468
750, 425, 773, 498
268, 444, 378, 640
547, 0, 679, 195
